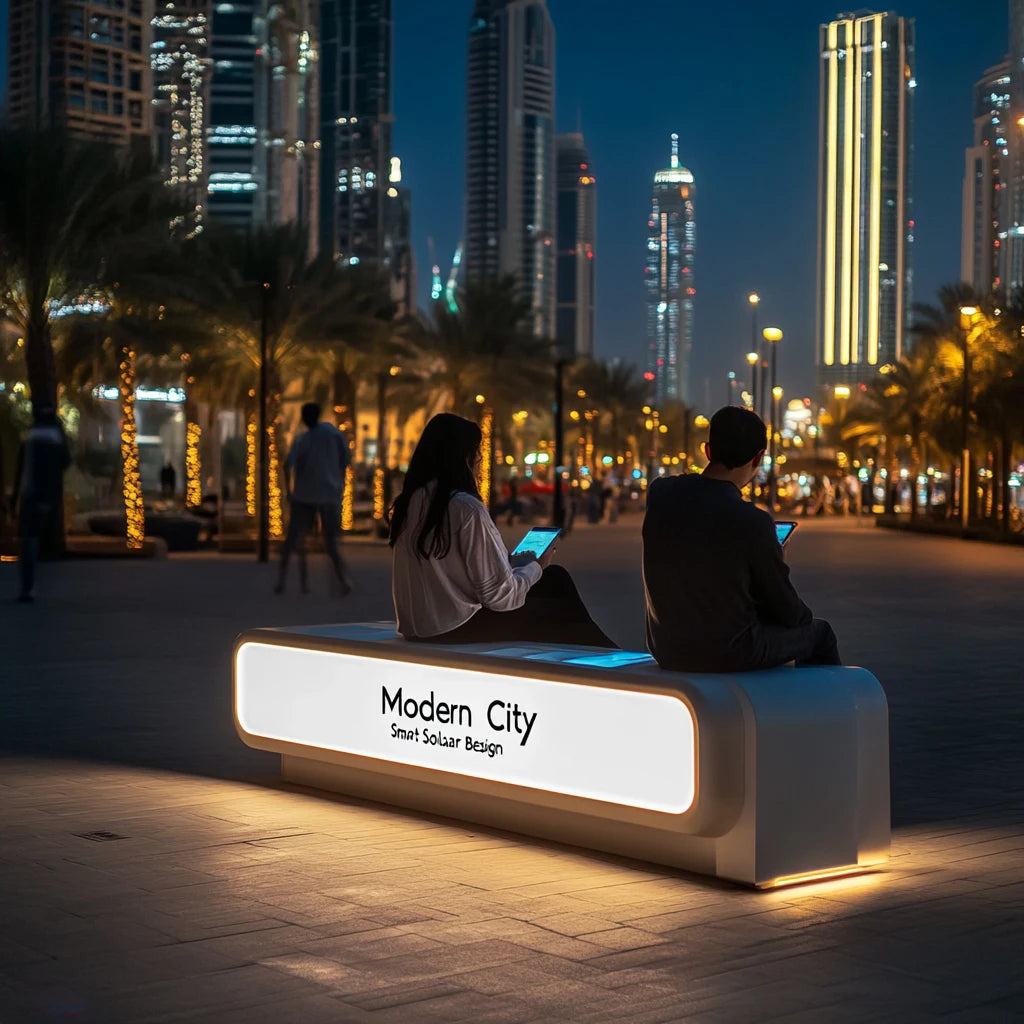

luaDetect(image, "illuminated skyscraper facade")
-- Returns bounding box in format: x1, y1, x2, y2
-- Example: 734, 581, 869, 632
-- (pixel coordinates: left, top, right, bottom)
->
817, 11, 914, 386
962, 62, 1010, 297
207, 1, 319, 249
319, 0, 392, 269
555, 133, 595, 360
465, 0, 556, 339
1003, 0, 1024, 294
152, 1, 211, 237
645, 134, 695, 404
6, 0, 154, 144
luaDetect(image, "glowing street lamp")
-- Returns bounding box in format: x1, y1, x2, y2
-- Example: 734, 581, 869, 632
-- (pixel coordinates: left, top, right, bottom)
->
958, 305, 980, 532
748, 294, 761, 415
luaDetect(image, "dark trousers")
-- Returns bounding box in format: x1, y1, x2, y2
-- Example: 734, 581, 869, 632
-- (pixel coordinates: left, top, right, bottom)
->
417, 565, 617, 648
759, 618, 842, 668
277, 500, 348, 590
17, 501, 55, 597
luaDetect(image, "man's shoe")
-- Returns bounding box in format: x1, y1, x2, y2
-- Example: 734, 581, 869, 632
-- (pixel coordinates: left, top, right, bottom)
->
16, 592, 34, 603
273, 582, 284, 595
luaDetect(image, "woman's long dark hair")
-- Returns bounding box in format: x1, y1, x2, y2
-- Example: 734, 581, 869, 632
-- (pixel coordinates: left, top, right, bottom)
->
388, 413, 482, 558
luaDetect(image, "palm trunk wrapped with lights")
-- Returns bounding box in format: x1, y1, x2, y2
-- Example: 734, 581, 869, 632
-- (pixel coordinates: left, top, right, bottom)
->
267, 424, 283, 539
182, 354, 201, 509
373, 467, 386, 522
479, 407, 493, 508
245, 412, 257, 518
342, 465, 355, 532
185, 421, 202, 508
119, 345, 145, 549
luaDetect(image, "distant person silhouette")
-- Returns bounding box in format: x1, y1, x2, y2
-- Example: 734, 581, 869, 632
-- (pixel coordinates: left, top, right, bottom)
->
11, 407, 71, 602
275, 402, 352, 596
160, 461, 177, 497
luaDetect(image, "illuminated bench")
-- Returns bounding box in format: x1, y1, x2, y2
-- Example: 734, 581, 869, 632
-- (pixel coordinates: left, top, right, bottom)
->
234, 623, 889, 889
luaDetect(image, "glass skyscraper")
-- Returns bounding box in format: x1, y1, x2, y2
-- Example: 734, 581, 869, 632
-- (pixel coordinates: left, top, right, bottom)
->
555, 133, 595, 360
207, 1, 319, 247
645, 134, 695, 404
318, 0, 392, 267
962, 62, 1011, 297
464, 0, 556, 339
816, 11, 915, 386
152, 2, 211, 238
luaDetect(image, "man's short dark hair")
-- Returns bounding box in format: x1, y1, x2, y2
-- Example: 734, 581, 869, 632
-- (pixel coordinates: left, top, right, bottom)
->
708, 406, 768, 469
301, 402, 321, 429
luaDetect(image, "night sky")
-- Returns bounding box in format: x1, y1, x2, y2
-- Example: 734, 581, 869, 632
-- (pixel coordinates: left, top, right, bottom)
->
0, 2, 1009, 408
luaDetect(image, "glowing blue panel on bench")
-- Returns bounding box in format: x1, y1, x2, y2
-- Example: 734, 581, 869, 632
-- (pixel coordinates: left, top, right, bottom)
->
565, 652, 657, 668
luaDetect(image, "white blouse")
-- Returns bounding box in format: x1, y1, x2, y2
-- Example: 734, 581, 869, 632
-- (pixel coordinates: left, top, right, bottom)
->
392, 486, 543, 638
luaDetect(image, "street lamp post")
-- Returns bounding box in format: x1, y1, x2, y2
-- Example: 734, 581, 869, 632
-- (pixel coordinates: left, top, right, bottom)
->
726, 370, 736, 407
959, 306, 979, 533
770, 386, 783, 508
552, 358, 566, 529
762, 328, 783, 508
748, 293, 760, 416
746, 351, 758, 413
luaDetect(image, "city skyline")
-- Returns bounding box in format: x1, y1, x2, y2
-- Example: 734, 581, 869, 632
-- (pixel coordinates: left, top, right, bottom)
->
0, 1, 1010, 408
390, 0, 1006, 408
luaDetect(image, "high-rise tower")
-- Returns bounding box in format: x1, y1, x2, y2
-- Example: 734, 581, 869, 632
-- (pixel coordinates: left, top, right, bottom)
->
206, 1, 319, 249
464, 0, 556, 339
816, 11, 915, 386
152, 2, 211, 237
555, 133, 595, 360
1004, 0, 1024, 294
645, 134, 696, 404
6, 0, 155, 145
962, 62, 1011, 297
318, 0, 392, 269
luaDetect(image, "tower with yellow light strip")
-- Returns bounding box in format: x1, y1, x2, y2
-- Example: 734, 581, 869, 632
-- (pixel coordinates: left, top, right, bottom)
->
816, 11, 914, 387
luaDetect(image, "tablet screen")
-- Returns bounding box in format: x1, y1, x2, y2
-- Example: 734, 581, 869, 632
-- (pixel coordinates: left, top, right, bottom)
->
775, 522, 798, 546
510, 527, 561, 559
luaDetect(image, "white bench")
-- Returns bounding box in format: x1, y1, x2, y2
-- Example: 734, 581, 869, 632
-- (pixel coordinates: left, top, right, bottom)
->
234, 622, 890, 889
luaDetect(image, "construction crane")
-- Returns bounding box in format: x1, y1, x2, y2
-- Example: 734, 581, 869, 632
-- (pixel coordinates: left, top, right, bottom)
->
427, 237, 444, 303
444, 242, 463, 313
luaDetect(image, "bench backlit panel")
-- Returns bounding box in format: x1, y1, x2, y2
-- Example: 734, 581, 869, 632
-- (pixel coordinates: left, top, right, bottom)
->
236, 642, 696, 814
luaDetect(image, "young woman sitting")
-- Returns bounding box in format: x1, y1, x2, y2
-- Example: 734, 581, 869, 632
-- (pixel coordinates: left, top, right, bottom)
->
389, 413, 616, 648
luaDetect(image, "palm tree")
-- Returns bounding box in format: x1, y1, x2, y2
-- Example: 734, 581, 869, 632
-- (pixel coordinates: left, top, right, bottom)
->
0, 127, 174, 415
417, 276, 551, 417
570, 360, 648, 468
179, 225, 396, 539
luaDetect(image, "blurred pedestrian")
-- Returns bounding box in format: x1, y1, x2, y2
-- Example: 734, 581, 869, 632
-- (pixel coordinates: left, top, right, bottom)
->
160, 461, 177, 497
10, 407, 71, 603
275, 402, 352, 596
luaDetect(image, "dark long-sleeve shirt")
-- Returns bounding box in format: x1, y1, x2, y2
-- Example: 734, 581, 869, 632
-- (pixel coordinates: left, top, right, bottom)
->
12, 423, 71, 509
643, 474, 812, 672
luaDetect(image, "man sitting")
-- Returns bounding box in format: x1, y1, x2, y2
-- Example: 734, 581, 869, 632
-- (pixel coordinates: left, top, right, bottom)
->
643, 406, 841, 672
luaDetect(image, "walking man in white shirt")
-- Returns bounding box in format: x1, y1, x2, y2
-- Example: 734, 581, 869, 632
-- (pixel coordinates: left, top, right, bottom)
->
274, 402, 352, 596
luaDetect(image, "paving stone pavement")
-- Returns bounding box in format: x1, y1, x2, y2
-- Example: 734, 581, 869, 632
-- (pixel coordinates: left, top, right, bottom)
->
1, 518, 1022, 1022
